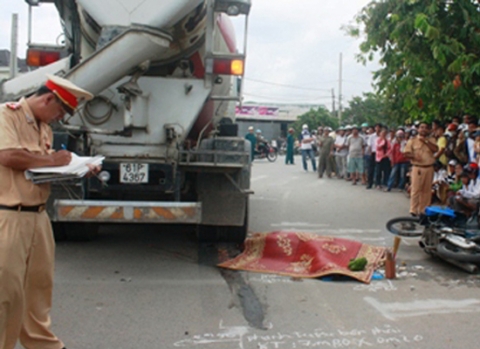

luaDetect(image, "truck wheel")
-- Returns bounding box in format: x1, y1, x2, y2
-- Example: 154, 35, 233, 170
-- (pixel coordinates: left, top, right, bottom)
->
52, 222, 67, 242
55, 223, 99, 241
197, 224, 247, 243
197, 201, 249, 243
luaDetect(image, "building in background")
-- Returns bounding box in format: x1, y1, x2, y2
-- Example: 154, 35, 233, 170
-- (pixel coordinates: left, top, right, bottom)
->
235, 103, 323, 141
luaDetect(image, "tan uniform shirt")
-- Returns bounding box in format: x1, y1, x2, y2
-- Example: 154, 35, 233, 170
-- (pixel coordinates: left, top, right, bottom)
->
404, 136, 436, 167
0, 98, 52, 206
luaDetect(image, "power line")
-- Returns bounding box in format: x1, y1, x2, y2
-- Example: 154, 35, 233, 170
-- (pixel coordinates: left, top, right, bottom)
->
243, 92, 331, 102
245, 78, 332, 92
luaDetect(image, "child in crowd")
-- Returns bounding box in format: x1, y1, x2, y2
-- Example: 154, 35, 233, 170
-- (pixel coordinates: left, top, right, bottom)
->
447, 162, 464, 197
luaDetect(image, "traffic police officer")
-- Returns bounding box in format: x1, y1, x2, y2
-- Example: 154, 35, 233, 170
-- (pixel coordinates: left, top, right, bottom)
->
0, 74, 94, 349
403, 121, 439, 216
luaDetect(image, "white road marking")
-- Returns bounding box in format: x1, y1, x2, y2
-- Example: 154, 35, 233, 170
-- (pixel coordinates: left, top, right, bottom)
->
364, 297, 480, 321
251, 175, 268, 182
271, 222, 330, 228
250, 196, 278, 202
360, 237, 387, 241
315, 229, 382, 234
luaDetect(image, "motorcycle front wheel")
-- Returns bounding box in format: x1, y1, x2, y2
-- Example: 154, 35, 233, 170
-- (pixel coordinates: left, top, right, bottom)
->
436, 241, 480, 263
386, 217, 424, 238
267, 151, 278, 162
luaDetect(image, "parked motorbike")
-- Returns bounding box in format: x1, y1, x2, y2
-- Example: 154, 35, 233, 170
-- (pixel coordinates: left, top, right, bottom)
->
255, 143, 277, 162
386, 206, 480, 273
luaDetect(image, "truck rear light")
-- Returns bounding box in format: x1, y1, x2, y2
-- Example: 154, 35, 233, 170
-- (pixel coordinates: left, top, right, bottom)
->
213, 58, 244, 76
26, 49, 61, 67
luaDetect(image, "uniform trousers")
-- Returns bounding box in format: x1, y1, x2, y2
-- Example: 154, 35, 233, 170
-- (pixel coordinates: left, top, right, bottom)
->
318, 153, 334, 177
410, 166, 434, 215
0, 210, 64, 349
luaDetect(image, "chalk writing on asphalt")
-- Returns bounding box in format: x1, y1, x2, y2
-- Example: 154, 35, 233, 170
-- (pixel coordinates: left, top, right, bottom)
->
173, 321, 423, 348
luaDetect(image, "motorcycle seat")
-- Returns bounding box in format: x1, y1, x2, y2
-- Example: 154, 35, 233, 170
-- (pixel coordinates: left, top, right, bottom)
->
424, 206, 456, 218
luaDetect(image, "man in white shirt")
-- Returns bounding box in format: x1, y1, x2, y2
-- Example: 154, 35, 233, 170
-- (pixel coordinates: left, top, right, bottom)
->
466, 119, 477, 162
366, 123, 381, 189
299, 124, 317, 172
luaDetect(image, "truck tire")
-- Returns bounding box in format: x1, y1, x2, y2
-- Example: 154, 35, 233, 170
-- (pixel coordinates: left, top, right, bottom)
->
53, 222, 99, 241
197, 201, 249, 243
52, 222, 67, 242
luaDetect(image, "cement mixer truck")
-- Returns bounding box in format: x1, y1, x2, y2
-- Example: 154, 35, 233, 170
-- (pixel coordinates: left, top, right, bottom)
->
1, 0, 252, 242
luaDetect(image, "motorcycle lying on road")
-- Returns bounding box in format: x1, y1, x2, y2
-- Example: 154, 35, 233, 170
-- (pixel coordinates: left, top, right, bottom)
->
386, 206, 480, 273
254, 143, 277, 162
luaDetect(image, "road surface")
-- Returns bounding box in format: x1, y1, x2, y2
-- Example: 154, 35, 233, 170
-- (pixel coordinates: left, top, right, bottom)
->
18, 155, 480, 349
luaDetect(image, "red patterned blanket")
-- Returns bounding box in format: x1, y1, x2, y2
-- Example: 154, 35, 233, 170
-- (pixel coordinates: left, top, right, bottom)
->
218, 232, 386, 284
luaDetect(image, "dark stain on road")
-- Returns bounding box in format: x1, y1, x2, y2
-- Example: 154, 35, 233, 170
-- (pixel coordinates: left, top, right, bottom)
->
198, 242, 267, 330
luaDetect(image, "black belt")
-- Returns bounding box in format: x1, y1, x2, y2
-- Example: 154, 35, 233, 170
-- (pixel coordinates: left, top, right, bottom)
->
413, 164, 434, 168
0, 204, 46, 213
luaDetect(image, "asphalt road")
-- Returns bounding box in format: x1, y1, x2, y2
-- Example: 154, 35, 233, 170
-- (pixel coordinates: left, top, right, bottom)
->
17, 155, 480, 349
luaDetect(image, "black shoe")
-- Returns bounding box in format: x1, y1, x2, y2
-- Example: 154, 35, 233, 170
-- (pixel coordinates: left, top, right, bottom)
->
366, 185, 372, 190
410, 212, 417, 217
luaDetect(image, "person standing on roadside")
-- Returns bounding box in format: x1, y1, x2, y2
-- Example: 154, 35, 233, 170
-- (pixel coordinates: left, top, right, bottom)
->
366, 123, 381, 189
375, 128, 391, 190
285, 128, 295, 165
334, 127, 348, 179
386, 130, 409, 192
346, 126, 365, 185
360, 123, 370, 185
245, 126, 257, 162
403, 122, 439, 216
299, 124, 316, 172
434, 124, 448, 167
0, 74, 98, 349
466, 118, 478, 163
318, 127, 335, 178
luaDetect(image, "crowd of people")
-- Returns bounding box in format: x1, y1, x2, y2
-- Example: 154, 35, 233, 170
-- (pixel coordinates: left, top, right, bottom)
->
289, 115, 480, 217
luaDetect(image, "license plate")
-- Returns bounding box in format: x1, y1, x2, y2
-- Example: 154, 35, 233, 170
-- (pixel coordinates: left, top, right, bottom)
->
120, 163, 149, 183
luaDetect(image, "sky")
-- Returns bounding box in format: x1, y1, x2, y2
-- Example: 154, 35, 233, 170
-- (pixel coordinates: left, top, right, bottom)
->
0, 0, 379, 111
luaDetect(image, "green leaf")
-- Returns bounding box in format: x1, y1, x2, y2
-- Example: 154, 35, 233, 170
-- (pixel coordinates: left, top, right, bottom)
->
425, 25, 440, 40
414, 13, 428, 31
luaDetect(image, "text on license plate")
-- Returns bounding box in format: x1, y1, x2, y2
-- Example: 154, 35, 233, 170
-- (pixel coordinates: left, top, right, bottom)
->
120, 163, 149, 183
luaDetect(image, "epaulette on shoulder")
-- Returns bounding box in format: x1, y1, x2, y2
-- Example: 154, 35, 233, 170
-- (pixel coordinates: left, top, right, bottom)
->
5, 102, 21, 111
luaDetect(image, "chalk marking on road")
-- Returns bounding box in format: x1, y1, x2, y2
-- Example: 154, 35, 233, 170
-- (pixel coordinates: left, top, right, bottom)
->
174, 320, 249, 348
251, 175, 268, 182
364, 297, 480, 321
174, 321, 424, 348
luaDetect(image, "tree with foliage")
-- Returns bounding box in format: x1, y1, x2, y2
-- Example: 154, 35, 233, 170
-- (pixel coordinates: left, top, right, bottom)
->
290, 106, 339, 135
347, 0, 480, 124
342, 92, 388, 126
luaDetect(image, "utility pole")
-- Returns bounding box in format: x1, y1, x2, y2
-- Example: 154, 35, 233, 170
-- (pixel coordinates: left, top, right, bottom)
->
331, 88, 336, 114
338, 52, 343, 123
9, 13, 18, 79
